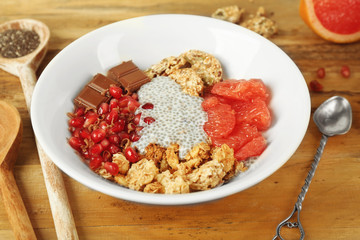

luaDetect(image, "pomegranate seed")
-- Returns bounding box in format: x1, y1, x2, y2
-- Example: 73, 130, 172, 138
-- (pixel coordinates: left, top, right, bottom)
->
131, 93, 138, 100
133, 113, 142, 125
89, 156, 103, 170
105, 109, 119, 124
136, 126, 144, 132
72, 128, 81, 138
100, 138, 111, 149
80, 128, 91, 139
128, 99, 140, 112
82, 150, 90, 159
118, 96, 131, 108
108, 144, 120, 154
69, 117, 84, 128
84, 112, 98, 127
129, 132, 141, 142
127, 123, 136, 132
99, 121, 108, 130
110, 119, 125, 133
316, 68, 325, 79
142, 103, 154, 109
144, 117, 155, 124
109, 99, 119, 110
91, 128, 106, 143
340, 65, 350, 78
98, 102, 109, 115
69, 137, 84, 151
118, 131, 129, 140
104, 162, 119, 175
89, 143, 103, 156
102, 151, 112, 162
74, 107, 85, 117
120, 108, 130, 115
109, 85, 123, 99
309, 80, 323, 92
124, 147, 139, 163
108, 134, 120, 145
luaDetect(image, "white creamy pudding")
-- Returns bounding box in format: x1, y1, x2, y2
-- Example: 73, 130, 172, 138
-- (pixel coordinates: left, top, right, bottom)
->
132, 76, 208, 158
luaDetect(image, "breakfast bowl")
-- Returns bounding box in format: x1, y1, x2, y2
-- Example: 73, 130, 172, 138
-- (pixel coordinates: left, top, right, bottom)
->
31, 14, 310, 205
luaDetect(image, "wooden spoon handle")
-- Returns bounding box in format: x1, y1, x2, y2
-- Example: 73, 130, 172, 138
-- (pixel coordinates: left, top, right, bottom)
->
18, 65, 79, 240
0, 168, 37, 240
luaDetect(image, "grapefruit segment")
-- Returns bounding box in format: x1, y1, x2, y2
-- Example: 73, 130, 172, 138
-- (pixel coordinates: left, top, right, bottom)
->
203, 103, 236, 138
212, 123, 260, 151
234, 135, 267, 161
211, 79, 270, 102
300, 0, 360, 43
231, 99, 271, 131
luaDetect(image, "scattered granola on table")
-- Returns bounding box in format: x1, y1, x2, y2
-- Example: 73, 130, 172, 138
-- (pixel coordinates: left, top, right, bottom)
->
211, 5, 245, 24
211, 5, 278, 38
241, 7, 278, 38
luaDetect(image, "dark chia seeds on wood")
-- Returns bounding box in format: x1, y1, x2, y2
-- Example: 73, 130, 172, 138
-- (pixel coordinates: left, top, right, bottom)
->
0, 29, 40, 58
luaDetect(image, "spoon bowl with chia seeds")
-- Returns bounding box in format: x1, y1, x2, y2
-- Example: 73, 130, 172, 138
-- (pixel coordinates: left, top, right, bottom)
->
0, 19, 50, 108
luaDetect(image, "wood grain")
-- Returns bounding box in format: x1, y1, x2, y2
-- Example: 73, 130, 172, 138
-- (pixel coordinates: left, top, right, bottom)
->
0, 101, 36, 240
1, 0, 360, 239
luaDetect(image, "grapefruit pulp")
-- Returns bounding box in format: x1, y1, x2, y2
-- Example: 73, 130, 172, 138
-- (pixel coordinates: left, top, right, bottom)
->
202, 79, 271, 161
299, 0, 360, 43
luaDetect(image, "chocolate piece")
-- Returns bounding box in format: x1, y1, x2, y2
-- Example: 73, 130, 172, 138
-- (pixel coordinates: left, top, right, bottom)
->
118, 70, 151, 93
107, 61, 151, 93
108, 61, 138, 81
88, 73, 118, 94
74, 86, 110, 110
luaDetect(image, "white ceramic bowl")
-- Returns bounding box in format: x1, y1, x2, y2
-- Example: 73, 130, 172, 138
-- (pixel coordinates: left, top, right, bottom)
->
31, 14, 310, 205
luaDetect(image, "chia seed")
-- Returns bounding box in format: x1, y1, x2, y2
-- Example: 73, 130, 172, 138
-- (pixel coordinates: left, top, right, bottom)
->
0, 29, 40, 58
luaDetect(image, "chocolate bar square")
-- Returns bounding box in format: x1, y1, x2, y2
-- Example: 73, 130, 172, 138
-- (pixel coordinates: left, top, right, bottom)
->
74, 86, 110, 110
88, 73, 118, 94
107, 61, 138, 81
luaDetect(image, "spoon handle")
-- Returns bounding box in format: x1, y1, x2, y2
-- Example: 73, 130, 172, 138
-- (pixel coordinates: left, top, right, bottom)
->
273, 134, 328, 240
0, 168, 37, 240
296, 134, 328, 209
19, 65, 79, 240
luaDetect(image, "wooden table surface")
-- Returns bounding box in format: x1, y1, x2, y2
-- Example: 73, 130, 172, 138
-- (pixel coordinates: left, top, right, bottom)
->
1, 0, 359, 239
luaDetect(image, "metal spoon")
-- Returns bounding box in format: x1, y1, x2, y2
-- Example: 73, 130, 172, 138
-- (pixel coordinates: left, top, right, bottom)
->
0, 19, 79, 239
0, 101, 37, 239
273, 96, 352, 240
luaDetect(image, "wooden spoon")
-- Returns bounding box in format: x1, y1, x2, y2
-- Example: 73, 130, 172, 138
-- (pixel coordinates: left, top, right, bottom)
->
0, 19, 79, 240
0, 101, 36, 240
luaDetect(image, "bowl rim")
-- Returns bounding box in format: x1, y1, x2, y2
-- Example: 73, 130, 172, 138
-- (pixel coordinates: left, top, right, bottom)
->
31, 13, 311, 205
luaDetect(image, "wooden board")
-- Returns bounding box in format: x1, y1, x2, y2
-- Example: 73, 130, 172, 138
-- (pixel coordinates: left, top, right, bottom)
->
1, 0, 359, 239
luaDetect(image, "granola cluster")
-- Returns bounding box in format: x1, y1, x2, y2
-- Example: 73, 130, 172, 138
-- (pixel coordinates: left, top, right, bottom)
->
97, 142, 247, 193
144, 50, 223, 96
212, 6, 278, 38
